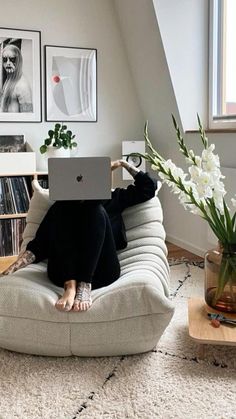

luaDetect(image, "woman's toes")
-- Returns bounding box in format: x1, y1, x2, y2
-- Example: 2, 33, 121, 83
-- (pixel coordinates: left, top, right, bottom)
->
64, 302, 72, 311
72, 301, 80, 311
79, 301, 92, 311
55, 298, 73, 311
55, 299, 65, 311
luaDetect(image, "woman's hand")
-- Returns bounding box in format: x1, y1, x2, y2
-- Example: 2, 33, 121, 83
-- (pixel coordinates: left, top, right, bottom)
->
111, 159, 140, 178
111, 160, 124, 171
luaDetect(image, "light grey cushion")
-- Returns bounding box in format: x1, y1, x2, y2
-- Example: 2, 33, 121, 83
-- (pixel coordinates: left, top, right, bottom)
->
0, 194, 174, 357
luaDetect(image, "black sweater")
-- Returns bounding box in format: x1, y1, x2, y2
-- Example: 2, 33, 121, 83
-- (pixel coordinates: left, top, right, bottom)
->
26, 171, 157, 261
102, 171, 157, 249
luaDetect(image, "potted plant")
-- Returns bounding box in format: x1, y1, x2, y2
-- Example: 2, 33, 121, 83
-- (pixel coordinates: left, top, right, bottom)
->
39, 123, 77, 155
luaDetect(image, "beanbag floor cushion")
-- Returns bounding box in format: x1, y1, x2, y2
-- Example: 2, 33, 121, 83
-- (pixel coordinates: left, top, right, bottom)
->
0, 181, 174, 357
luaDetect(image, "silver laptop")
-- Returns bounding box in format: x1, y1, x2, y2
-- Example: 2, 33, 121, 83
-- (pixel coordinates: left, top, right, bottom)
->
48, 157, 111, 200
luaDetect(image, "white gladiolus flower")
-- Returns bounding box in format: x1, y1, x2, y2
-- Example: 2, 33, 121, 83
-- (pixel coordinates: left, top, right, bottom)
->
189, 165, 201, 181
231, 198, 236, 208
158, 171, 168, 180
162, 160, 187, 182
140, 112, 236, 304
213, 180, 226, 196
196, 184, 213, 199
144, 115, 236, 251
202, 156, 220, 172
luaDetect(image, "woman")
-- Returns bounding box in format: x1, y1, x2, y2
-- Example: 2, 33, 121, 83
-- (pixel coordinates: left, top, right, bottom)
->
2, 159, 157, 312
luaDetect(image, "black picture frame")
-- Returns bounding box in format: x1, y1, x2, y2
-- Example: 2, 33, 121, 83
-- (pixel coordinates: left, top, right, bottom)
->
0, 27, 42, 122
45, 45, 97, 122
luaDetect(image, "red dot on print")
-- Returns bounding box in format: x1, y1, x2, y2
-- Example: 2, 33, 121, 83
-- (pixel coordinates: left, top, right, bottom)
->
53, 75, 61, 83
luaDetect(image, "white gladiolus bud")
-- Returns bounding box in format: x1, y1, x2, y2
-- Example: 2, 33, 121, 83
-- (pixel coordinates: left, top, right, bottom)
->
190, 206, 205, 216
151, 164, 158, 171
231, 198, 236, 208
195, 156, 202, 168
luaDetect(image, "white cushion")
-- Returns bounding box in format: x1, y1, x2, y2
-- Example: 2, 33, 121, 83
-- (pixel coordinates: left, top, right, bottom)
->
20, 180, 53, 252
0, 181, 174, 357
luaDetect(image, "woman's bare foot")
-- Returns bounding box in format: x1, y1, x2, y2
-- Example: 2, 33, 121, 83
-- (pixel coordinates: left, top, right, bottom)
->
73, 281, 92, 312
55, 280, 77, 312
1, 250, 35, 275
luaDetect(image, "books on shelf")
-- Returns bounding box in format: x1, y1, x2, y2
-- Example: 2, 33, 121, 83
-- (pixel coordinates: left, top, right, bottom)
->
0, 176, 31, 215
0, 171, 48, 259
37, 177, 48, 189
0, 217, 26, 256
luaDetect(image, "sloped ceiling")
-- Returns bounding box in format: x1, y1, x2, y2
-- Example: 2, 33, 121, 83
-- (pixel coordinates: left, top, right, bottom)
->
114, 0, 180, 156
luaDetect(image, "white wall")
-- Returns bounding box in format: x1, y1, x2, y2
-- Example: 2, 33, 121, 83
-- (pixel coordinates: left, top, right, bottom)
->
0, 0, 143, 186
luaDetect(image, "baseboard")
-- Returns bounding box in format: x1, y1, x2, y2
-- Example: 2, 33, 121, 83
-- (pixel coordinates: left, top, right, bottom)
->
166, 234, 205, 258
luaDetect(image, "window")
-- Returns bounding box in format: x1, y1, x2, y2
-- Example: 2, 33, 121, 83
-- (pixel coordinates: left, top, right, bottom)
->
209, 0, 236, 129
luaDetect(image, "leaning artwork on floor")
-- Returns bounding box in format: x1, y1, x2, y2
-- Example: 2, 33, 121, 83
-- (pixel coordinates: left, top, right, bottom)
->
0, 259, 235, 418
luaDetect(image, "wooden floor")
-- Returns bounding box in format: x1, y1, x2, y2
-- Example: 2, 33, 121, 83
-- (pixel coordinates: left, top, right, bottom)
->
0, 255, 17, 273
166, 241, 203, 262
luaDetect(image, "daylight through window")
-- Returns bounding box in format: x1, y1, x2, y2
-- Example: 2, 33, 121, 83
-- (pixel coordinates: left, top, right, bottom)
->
209, 0, 236, 128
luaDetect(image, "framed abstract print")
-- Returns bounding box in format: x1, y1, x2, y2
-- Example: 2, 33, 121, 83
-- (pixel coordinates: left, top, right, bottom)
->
45, 45, 97, 122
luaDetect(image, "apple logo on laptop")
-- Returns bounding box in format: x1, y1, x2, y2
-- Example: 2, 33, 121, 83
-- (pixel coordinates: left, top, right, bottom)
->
76, 174, 83, 182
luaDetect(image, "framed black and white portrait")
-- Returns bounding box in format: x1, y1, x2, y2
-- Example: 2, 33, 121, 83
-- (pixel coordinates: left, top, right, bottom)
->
45, 45, 97, 122
0, 27, 41, 122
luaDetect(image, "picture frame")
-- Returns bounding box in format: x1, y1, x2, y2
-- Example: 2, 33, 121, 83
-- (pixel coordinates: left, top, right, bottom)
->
45, 45, 97, 122
0, 27, 42, 122
0, 134, 25, 152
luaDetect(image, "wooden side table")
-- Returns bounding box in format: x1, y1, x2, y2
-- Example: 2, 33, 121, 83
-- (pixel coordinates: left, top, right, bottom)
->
188, 298, 236, 358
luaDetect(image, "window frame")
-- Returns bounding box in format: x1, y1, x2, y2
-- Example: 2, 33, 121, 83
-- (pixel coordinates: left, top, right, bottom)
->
209, 0, 236, 129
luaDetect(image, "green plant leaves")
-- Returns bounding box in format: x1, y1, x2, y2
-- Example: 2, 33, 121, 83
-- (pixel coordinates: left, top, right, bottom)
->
40, 122, 77, 154
45, 138, 52, 146
39, 145, 47, 154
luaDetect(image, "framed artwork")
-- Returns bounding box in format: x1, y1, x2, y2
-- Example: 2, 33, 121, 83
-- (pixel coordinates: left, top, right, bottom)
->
45, 45, 97, 122
0, 134, 25, 152
0, 27, 41, 122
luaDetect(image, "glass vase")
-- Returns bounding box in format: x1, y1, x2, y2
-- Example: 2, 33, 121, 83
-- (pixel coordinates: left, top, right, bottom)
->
204, 246, 236, 313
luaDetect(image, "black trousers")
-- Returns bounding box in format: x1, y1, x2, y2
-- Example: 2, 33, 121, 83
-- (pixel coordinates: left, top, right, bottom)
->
27, 201, 121, 289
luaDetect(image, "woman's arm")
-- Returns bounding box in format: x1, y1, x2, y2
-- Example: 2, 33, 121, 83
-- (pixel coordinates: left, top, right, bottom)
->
1, 250, 36, 276
111, 159, 140, 178
111, 159, 157, 211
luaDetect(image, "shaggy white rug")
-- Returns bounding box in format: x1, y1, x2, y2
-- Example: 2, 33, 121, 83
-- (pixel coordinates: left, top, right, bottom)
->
0, 260, 236, 419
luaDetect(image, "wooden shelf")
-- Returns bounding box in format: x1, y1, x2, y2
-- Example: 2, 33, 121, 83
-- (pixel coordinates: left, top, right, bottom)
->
0, 213, 27, 219
0, 171, 47, 177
